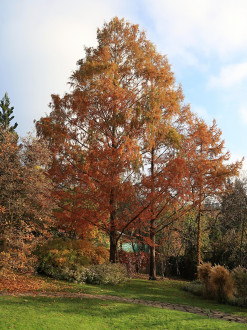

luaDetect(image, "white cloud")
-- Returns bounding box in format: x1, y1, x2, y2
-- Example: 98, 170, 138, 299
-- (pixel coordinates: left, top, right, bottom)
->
239, 107, 247, 124
144, 0, 247, 63
208, 62, 247, 89
0, 0, 122, 135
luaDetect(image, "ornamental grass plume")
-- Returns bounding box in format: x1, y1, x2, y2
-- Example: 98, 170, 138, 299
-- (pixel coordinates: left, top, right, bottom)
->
197, 262, 212, 295
209, 265, 233, 303
197, 262, 212, 284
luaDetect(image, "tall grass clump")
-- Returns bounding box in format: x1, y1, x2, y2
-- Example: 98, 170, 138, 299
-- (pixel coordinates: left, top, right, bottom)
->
197, 263, 233, 303
187, 263, 247, 305
197, 262, 212, 295
209, 265, 233, 302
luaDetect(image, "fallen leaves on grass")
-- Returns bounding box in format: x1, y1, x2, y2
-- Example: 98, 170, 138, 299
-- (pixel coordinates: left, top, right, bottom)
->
0, 272, 68, 293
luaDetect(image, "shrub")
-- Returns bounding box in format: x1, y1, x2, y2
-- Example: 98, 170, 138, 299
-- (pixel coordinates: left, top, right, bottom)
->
35, 238, 127, 285
209, 265, 233, 303
0, 248, 35, 276
228, 296, 247, 307
197, 262, 212, 283
35, 238, 104, 281
36, 261, 127, 285
0, 227, 40, 274
85, 263, 127, 285
35, 238, 109, 273
187, 263, 247, 306
231, 266, 247, 298
183, 280, 204, 296
197, 262, 212, 295
0, 252, 11, 278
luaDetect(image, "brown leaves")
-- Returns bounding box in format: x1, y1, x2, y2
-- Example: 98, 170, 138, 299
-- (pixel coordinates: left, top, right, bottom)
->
0, 129, 56, 272
0, 272, 62, 293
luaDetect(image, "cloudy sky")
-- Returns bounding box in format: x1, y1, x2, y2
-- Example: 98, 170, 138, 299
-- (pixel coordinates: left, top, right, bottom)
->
1, 0, 246, 170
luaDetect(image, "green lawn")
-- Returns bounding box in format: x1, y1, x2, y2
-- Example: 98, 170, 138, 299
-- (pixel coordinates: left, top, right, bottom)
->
45, 277, 247, 317
0, 295, 246, 330
1, 275, 247, 329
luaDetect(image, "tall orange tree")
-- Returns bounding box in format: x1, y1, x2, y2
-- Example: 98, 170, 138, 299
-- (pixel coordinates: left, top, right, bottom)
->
36, 17, 189, 262
184, 117, 242, 266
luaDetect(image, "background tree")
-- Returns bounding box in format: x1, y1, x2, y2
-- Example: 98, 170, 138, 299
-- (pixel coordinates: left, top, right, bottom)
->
209, 178, 247, 268
176, 209, 211, 279
0, 93, 18, 131
183, 117, 241, 267
0, 128, 55, 272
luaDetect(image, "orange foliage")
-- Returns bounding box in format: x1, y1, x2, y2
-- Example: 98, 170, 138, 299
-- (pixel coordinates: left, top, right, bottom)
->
36, 17, 189, 263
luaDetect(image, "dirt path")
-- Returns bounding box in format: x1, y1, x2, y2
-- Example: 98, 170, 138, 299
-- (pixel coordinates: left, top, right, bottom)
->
1, 291, 247, 324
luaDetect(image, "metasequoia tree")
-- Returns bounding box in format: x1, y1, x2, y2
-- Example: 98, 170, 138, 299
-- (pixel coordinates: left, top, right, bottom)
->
184, 117, 242, 266
0, 93, 18, 131
36, 17, 188, 262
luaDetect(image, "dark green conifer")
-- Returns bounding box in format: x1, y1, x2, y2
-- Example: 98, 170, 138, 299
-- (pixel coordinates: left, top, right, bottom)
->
0, 93, 18, 131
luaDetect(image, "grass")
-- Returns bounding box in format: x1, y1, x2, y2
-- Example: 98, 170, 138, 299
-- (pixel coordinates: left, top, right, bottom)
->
0, 295, 246, 330
41, 276, 247, 317
1, 273, 247, 328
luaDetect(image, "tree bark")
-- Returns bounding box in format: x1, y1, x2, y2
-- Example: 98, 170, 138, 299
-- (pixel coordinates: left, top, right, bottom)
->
149, 220, 156, 280
110, 235, 118, 263
149, 147, 157, 280
239, 217, 244, 266
109, 120, 118, 263
109, 187, 118, 263
196, 208, 202, 267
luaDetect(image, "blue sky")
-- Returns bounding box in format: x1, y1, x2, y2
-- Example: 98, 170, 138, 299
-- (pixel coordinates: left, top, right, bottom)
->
1, 0, 247, 170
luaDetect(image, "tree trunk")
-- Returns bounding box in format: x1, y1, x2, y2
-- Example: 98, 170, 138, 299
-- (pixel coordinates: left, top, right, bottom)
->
196, 209, 202, 267
161, 259, 164, 279
110, 235, 118, 263
149, 148, 157, 280
109, 187, 118, 263
109, 126, 118, 263
149, 220, 156, 280
239, 217, 244, 266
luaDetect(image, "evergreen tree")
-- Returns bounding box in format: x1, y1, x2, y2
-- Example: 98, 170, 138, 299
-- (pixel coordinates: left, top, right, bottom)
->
0, 93, 18, 131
